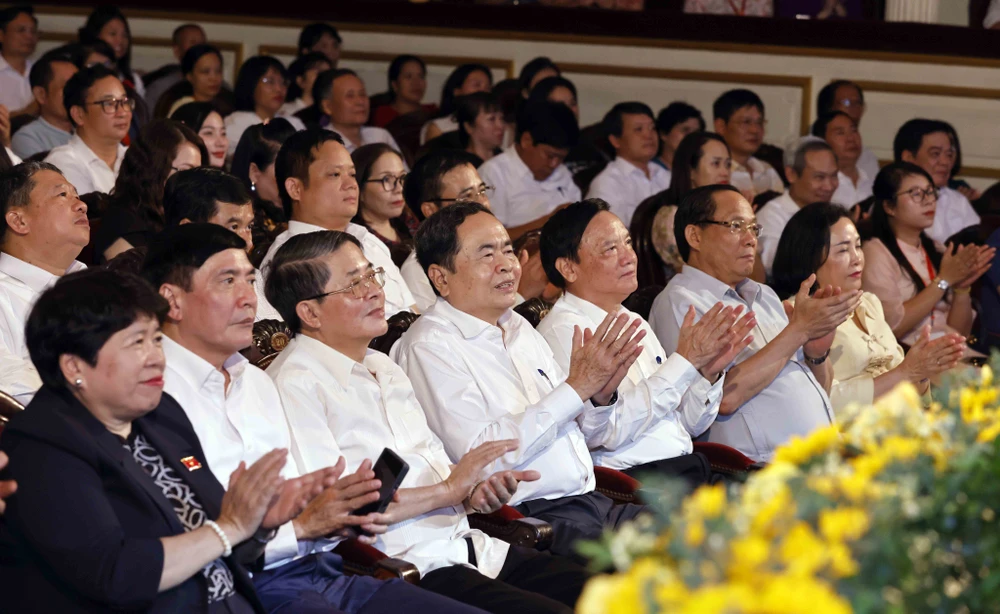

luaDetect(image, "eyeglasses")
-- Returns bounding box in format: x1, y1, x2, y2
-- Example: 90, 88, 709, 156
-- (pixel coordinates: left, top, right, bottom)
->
305, 268, 386, 301
88, 97, 135, 115
895, 186, 938, 205
433, 184, 495, 203
698, 219, 763, 238
365, 173, 408, 192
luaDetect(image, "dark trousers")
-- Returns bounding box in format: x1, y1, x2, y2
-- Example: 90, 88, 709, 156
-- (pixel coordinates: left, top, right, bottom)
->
252, 551, 485, 614
420, 545, 591, 614
621, 451, 716, 492
514, 491, 647, 560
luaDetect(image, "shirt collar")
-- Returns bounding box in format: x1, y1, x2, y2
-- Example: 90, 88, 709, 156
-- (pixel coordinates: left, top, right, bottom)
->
732, 156, 764, 174
611, 156, 659, 179
560, 291, 622, 325
162, 335, 248, 393
287, 220, 327, 237
69, 133, 126, 169
38, 116, 72, 136
0, 253, 85, 293
506, 147, 533, 181
774, 190, 800, 212
681, 263, 762, 304
0, 54, 28, 74
432, 297, 515, 340
291, 334, 361, 389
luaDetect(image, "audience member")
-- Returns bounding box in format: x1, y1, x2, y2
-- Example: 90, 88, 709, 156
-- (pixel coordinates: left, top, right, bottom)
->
395, 201, 649, 559
513, 228, 562, 305
62, 39, 115, 71
771, 203, 964, 415
478, 99, 581, 238
713, 89, 783, 199
279, 52, 331, 118
258, 129, 417, 316
654, 101, 705, 172
352, 143, 416, 266
861, 161, 993, 346
142, 224, 475, 613
455, 91, 505, 164
650, 185, 857, 461
0, 5, 38, 116
757, 136, 839, 276
812, 110, 872, 210
93, 119, 206, 263
230, 117, 297, 248
170, 101, 228, 168
10, 52, 77, 159
1, 268, 303, 612
299, 68, 402, 155
587, 102, 670, 227
142, 23, 207, 111
684, 0, 773, 15
538, 199, 753, 487
298, 22, 342, 66
226, 56, 306, 158
78, 7, 145, 98
266, 230, 594, 613
44, 64, 131, 195
371, 54, 436, 128
816, 79, 879, 181
518, 56, 561, 97
0, 161, 88, 404
940, 122, 981, 202
154, 44, 232, 119
526, 76, 579, 122
422, 63, 493, 144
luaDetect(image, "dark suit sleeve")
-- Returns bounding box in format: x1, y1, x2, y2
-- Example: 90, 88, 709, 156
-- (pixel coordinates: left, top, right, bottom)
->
4, 437, 165, 610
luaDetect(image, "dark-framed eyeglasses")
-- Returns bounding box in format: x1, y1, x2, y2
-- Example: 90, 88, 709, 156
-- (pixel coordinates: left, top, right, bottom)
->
305, 268, 386, 301
365, 173, 408, 192
88, 96, 136, 115
698, 219, 763, 238
895, 186, 938, 205
433, 184, 495, 203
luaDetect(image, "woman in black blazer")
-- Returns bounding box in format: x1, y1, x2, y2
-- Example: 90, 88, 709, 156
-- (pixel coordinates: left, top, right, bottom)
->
0, 269, 314, 613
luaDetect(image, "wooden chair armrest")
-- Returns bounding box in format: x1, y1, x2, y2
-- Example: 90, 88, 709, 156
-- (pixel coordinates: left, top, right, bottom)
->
693, 441, 765, 477
468, 506, 553, 550
334, 538, 419, 584
594, 466, 640, 504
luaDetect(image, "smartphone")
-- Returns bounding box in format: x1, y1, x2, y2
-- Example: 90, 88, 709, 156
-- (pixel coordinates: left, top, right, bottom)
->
351, 447, 409, 517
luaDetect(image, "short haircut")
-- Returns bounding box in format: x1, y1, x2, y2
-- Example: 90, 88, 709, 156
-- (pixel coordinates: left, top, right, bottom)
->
274, 128, 345, 220
415, 200, 494, 296
770, 202, 852, 299
163, 167, 252, 227
141, 223, 248, 292
516, 98, 579, 150
603, 101, 655, 139
180, 44, 222, 76
172, 23, 203, 47
539, 199, 610, 289
893, 118, 953, 162
0, 161, 63, 243
455, 91, 501, 147
62, 64, 120, 127
287, 52, 332, 101
674, 184, 742, 261
230, 118, 297, 195
298, 23, 342, 53
311, 68, 359, 108
816, 80, 864, 116
784, 136, 834, 174
26, 269, 168, 392
712, 89, 764, 123
403, 149, 481, 220
0, 5, 35, 32
28, 51, 77, 91
264, 230, 361, 335
519, 57, 560, 92
233, 56, 288, 112
811, 110, 854, 140
656, 101, 705, 135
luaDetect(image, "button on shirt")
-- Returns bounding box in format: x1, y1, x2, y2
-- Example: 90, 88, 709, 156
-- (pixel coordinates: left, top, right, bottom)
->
0, 55, 32, 111
927, 187, 980, 245
10, 117, 72, 160
258, 220, 416, 318
45, 134, 127, 195
831, 167, 873, 210
478, 148, 582, 228
649, 265, 834, 462
269, 335, 510, 578
0, 255, 86, 405
161, 336, 328, 570
586, 157, 671, 228
757, 191, 802, 276
537, 292, 723, 470
729, 156, 784, 200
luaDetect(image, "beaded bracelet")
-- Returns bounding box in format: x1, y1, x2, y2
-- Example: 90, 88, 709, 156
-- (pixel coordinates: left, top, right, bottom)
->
204, 520, 233, 557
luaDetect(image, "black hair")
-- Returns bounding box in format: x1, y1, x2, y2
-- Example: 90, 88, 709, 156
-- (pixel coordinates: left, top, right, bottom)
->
78, 7, 135, 84
519, 57, 560, 93
28, 51, 77, 91
0, 161, 63, 244
163, 167, 252, 228
787, 138, 835, 176
712, 89, 764, 123
141, 223, 248, 292
274, 128, 346, 220
811, 111, 855, 139
62, 64, 119, 128
298, 23, 341, 55
893, 118, 953, 164
264, 230, 361, 334
662, 132, 731, 206
231, 118, 297, 195
180, 44, 222, 77
603, 101, 655, 139
387, 54, 426, 103
58, 40, 116, 70
516, 98, 579, 150
26, 268, 168, 392
403, 149, 481, 221
939, 121, 965, 178
351, 143, 405, 225
493, 78, 524, 125
415, 200, 494, 296
455, 91, 501, 148
816, 80, 864, 116
171, 23, 203, 47
170, 101, 217, 132
286, 52, 332, 102
656, 101, 705, 136
539, 199, 610, 289
0, 5, 35, 35
526, 76, 578, 109
310, 68, 359, 111
233, 56, 288, 112
674, 184, 742, 261
770, 203, 853, 299
439, 64, 493, 118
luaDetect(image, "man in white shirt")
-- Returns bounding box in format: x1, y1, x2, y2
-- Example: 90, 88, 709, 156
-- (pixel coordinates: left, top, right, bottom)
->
11, 53, 77, 160
816, 80, 880, 181
395, 201, 650, 559
265, 229, 593, 612
258, 129, 417, 316
894, 118, 981, 244
713, 89, 784, 200
478, 99, 581, 239
141, 223, 482, 614
0, 162, 89, 405
586, 102, 671, 227
312, 68, 404, 159
812, 111, 872, 211
0, 6, 38, 116
757, 137, 839, 277
45, 65, 129, 195
537, 200, 754, 486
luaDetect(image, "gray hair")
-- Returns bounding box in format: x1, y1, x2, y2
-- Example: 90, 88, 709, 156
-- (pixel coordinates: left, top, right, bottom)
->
784, 135, 836, 175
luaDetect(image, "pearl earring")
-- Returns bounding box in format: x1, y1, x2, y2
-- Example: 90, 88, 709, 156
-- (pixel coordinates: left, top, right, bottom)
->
73, 378, 83, 388
250, 182, 256, 192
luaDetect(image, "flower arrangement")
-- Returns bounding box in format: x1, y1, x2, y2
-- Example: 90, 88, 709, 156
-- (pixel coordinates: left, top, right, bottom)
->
578, 356, 1000, 614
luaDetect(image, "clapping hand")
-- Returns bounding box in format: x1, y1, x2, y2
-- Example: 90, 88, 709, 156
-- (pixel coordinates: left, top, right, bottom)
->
675, 303, 756, 380
218, 449, 289, 544
901, 325, 965, 382
261, 463, 343, 531
566, 312, 646, 406
466, 469, 541, 515
786, 275, 861, 347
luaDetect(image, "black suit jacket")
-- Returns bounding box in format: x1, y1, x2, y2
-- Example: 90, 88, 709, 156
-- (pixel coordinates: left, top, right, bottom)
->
0, 386, 267, 613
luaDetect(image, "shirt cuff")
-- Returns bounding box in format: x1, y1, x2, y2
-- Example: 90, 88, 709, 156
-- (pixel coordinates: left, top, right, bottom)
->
650, 352, 701, 391
262, 521, 300, 570
544, 381, 587, 424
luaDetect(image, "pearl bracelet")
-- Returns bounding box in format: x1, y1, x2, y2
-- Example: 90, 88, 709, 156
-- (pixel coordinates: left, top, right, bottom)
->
204, 520, 233, 557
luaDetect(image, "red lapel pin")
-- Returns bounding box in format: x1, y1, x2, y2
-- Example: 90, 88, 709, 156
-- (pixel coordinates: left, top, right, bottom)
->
180, 456, 202, 471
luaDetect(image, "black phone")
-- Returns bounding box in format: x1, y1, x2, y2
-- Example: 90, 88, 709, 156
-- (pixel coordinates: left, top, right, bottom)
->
351, 447, 409, 517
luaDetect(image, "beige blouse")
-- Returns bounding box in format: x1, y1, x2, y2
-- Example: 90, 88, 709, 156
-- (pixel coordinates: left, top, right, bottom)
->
651, 205, 684, 274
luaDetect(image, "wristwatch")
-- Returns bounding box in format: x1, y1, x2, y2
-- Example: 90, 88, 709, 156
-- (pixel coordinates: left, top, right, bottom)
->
934, 277, 950, 292
803, 348, 830, 365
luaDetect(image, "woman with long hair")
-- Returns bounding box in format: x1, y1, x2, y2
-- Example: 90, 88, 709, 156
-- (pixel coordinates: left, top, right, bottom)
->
154, 44, 234, 119
170, 101, 228, 168
371, 54, 437, 128
351, 143, 417, 266
279, 52, 331, 118
225, 56, 305, 157
78, 7, 143, 97
420, 63, 493, 144
230, 118, 297, 252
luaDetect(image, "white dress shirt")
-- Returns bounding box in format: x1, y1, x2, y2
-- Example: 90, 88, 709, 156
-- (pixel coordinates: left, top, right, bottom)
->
338, 126, 402, 155
161, 336, 331, 570
830, 167, 873, 210
5, 148, 21, 165
225, 111, 306, 157
400, 250, 437, 312
536, 292, 722, 469
857, 147, 880, 185
268, 335, 510, 578
729, 156, 784, 199
477, 148, 582, 228
0, 255, 86, 405
44, 134, 126, 195
756, 191, 801, 276
927, 187, 981, 244
254, 267, 281, 321
586, 157, 671, 228
258, 220, 416, 318
0, 55, 32, 111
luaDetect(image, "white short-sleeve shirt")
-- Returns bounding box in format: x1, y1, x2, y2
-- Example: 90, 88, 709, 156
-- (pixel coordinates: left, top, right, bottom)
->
477, 148, 581, 228
44, 134, 126, 195
586, 157, 671, 228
